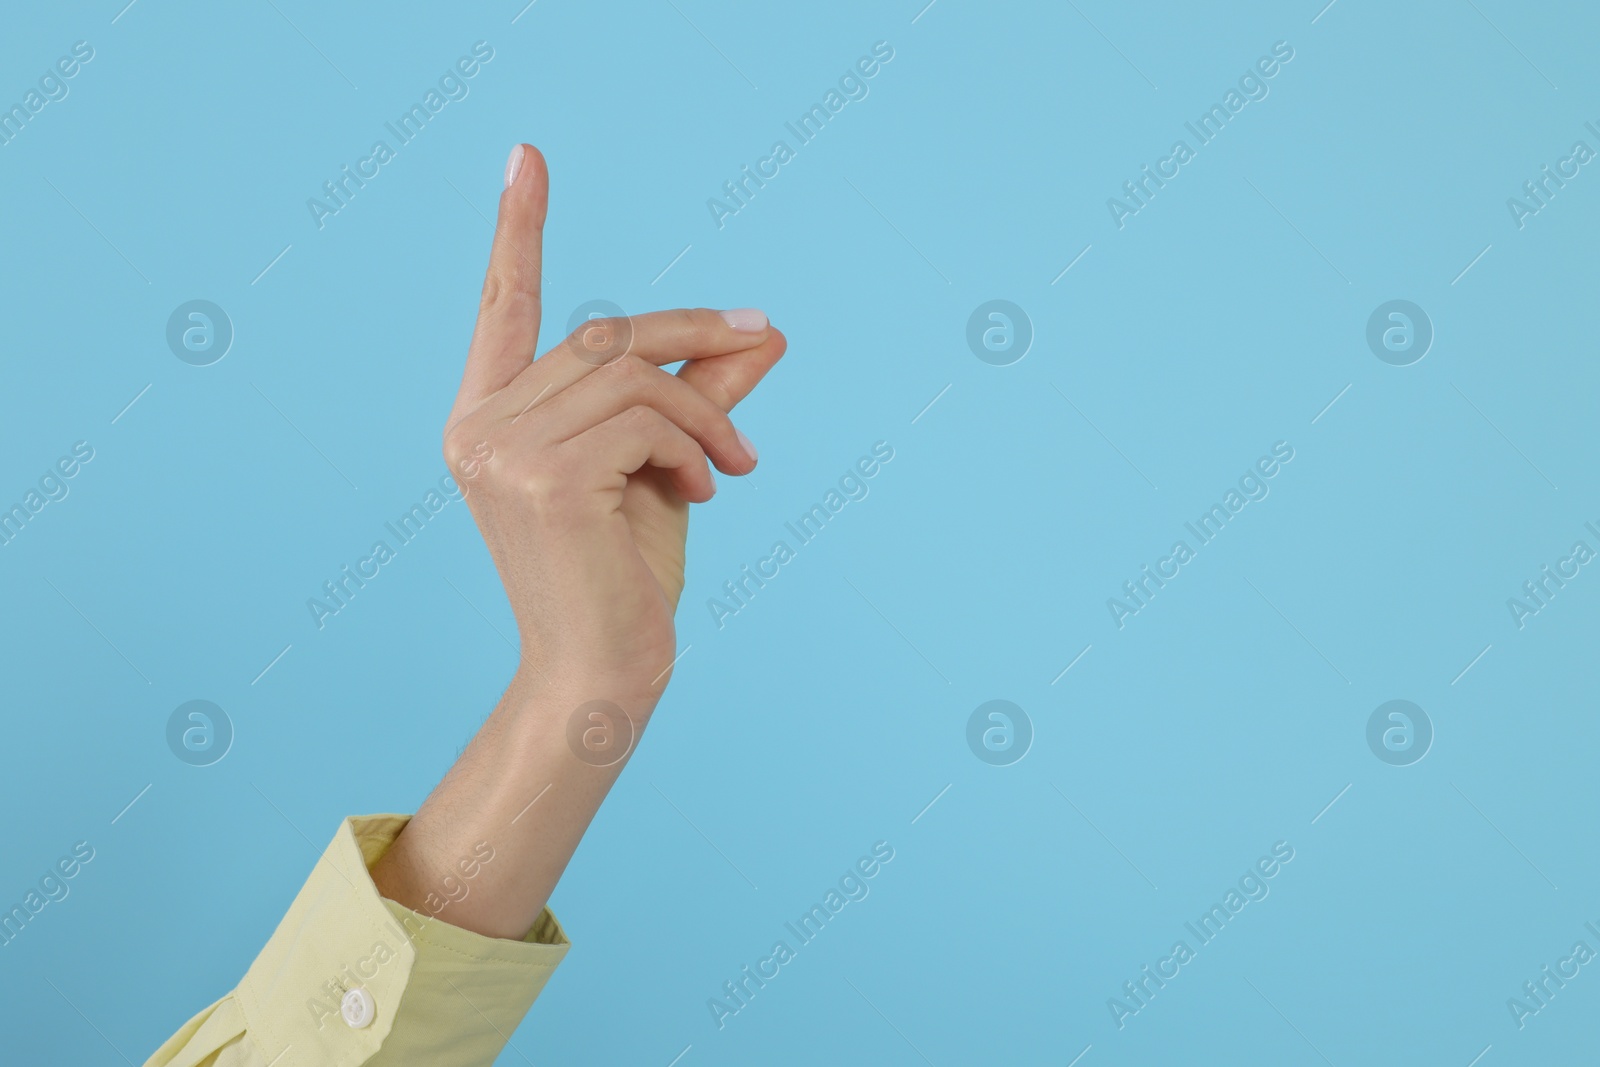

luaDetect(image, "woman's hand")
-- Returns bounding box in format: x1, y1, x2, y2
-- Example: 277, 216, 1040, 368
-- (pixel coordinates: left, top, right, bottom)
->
370, 145, 785, 937
444, 144, 786, 711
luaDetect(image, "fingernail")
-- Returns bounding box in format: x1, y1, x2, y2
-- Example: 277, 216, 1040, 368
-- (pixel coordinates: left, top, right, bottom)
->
719, 308, 767, 332
735, 428, 758, 463
708, 470, 717, 494
505, 144, 525, 189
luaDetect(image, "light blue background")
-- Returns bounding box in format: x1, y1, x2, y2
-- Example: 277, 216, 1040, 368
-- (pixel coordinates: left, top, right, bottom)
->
2, 1, 1597, 1064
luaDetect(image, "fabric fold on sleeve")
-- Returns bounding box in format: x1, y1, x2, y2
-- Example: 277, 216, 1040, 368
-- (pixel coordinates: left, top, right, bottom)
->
143, 813, 569, 1067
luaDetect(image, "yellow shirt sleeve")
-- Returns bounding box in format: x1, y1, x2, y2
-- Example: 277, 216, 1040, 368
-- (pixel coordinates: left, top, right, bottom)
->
142, 814, 569, 1067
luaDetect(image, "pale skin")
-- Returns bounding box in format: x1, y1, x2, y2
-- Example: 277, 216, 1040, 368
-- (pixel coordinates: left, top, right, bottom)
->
369, 144, 786, 941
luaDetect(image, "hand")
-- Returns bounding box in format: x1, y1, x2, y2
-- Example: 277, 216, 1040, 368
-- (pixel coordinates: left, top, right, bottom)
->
372, 145, 786, 938
444, 144, 786, 710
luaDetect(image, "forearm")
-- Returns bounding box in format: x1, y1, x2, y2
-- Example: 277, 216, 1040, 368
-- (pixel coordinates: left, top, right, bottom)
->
371, 669, 649, 941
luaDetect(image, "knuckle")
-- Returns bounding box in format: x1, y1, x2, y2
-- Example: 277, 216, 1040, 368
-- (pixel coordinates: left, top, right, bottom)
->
567, 316, 631, 366
514, 456, 570, 506
478, 274, 505, 312
567, 315, 617, 346
681, 307, 718, 339
620, 403, 658, 432
441, 423, 478, 467
520, 467, 558, 501
473, 275, 499, 308
479, 275, 536, 318
444, 426, 500, 484
611, 354, 649, 388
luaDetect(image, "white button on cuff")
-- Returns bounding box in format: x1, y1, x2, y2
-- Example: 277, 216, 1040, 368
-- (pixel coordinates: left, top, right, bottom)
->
341, 987, 376, 1029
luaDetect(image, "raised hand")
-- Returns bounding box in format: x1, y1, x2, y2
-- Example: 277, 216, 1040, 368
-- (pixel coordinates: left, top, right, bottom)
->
371, 145, 785, 938
443, 144, 785, 705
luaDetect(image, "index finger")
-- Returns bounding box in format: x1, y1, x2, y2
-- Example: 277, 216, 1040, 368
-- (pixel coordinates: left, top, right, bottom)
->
452, 143, 549, 425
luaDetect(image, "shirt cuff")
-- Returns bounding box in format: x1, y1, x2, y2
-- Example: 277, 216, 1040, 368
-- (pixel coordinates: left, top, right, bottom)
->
235, 813, 568, 1067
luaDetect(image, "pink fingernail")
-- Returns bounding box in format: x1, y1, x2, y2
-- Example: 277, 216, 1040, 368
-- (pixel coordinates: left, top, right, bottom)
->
719, 308, 767, 332
505, 144, 525, 189
735, 428, 758, 463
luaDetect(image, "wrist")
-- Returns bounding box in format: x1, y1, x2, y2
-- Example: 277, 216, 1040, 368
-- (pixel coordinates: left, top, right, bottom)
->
498, 666, 661, 759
